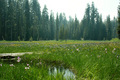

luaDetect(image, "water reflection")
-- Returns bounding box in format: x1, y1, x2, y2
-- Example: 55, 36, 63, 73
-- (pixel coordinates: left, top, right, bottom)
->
49, 66, 75, 80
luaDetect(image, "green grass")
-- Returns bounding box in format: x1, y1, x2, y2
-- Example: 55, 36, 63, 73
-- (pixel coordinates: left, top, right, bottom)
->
0, 40, 120, 80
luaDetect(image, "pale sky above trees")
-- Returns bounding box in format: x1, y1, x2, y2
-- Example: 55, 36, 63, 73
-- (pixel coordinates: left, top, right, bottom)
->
38, 0, 119, 21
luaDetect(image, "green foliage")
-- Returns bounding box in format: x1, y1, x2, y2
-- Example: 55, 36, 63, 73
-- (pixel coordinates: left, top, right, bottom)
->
18, 36, 21, 41
111, 38, 120, 42
29, 37, 33, 42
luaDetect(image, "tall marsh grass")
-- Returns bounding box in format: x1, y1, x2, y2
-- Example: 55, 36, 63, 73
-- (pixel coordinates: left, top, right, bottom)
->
0, 41, 120, 80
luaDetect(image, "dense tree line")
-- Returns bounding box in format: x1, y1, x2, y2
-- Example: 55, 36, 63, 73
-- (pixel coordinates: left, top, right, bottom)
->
0, 0, 118, 41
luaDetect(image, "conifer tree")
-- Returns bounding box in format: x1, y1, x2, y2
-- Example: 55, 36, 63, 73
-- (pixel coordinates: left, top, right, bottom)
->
118, 5, 120, 39
25, 0, 31, 41
56, 13, 59, 41
106, 16, 112, 40
50, 11, 55, 40
42, 5, 49, 40
31, 0, 41, 40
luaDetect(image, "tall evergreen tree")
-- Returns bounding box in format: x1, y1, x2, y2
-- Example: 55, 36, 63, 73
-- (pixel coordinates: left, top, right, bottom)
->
25, 0, 31, 41
16, 1, 21, 40
68, 16, 74, 39
98, 15, 106, 40
74, 15, 79, 39
50, 11, 55, 40
59, 25, 64, 40
106, 15, 112, 40
64, 27, 69, 41
56, 13, 59, 41
16, 0, 25, 40
90, 2, 97, 40
42, 5, 49, 40
0, 0, 6, 40
82, 4, 91, 40
31, 0, 41, 40
118, 5, 120, 39
6, 0, 16, 41
111, 17, 117, 38
96, 12, 100, 40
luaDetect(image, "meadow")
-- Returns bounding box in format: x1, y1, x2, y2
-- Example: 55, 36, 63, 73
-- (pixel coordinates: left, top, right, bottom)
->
0, 40, 120, 80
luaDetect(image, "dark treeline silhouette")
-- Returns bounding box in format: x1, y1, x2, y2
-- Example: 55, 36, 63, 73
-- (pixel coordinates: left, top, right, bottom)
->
0, 0, 118, 41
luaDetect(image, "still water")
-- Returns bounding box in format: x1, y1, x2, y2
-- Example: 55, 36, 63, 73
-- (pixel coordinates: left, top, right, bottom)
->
49, 66, 76, 80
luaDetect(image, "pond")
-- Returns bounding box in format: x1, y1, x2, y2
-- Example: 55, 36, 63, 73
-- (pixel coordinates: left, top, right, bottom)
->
49, 66, 76, 80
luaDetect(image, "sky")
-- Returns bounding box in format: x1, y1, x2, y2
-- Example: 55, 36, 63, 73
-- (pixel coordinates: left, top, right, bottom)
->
38, 0, 119, 21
